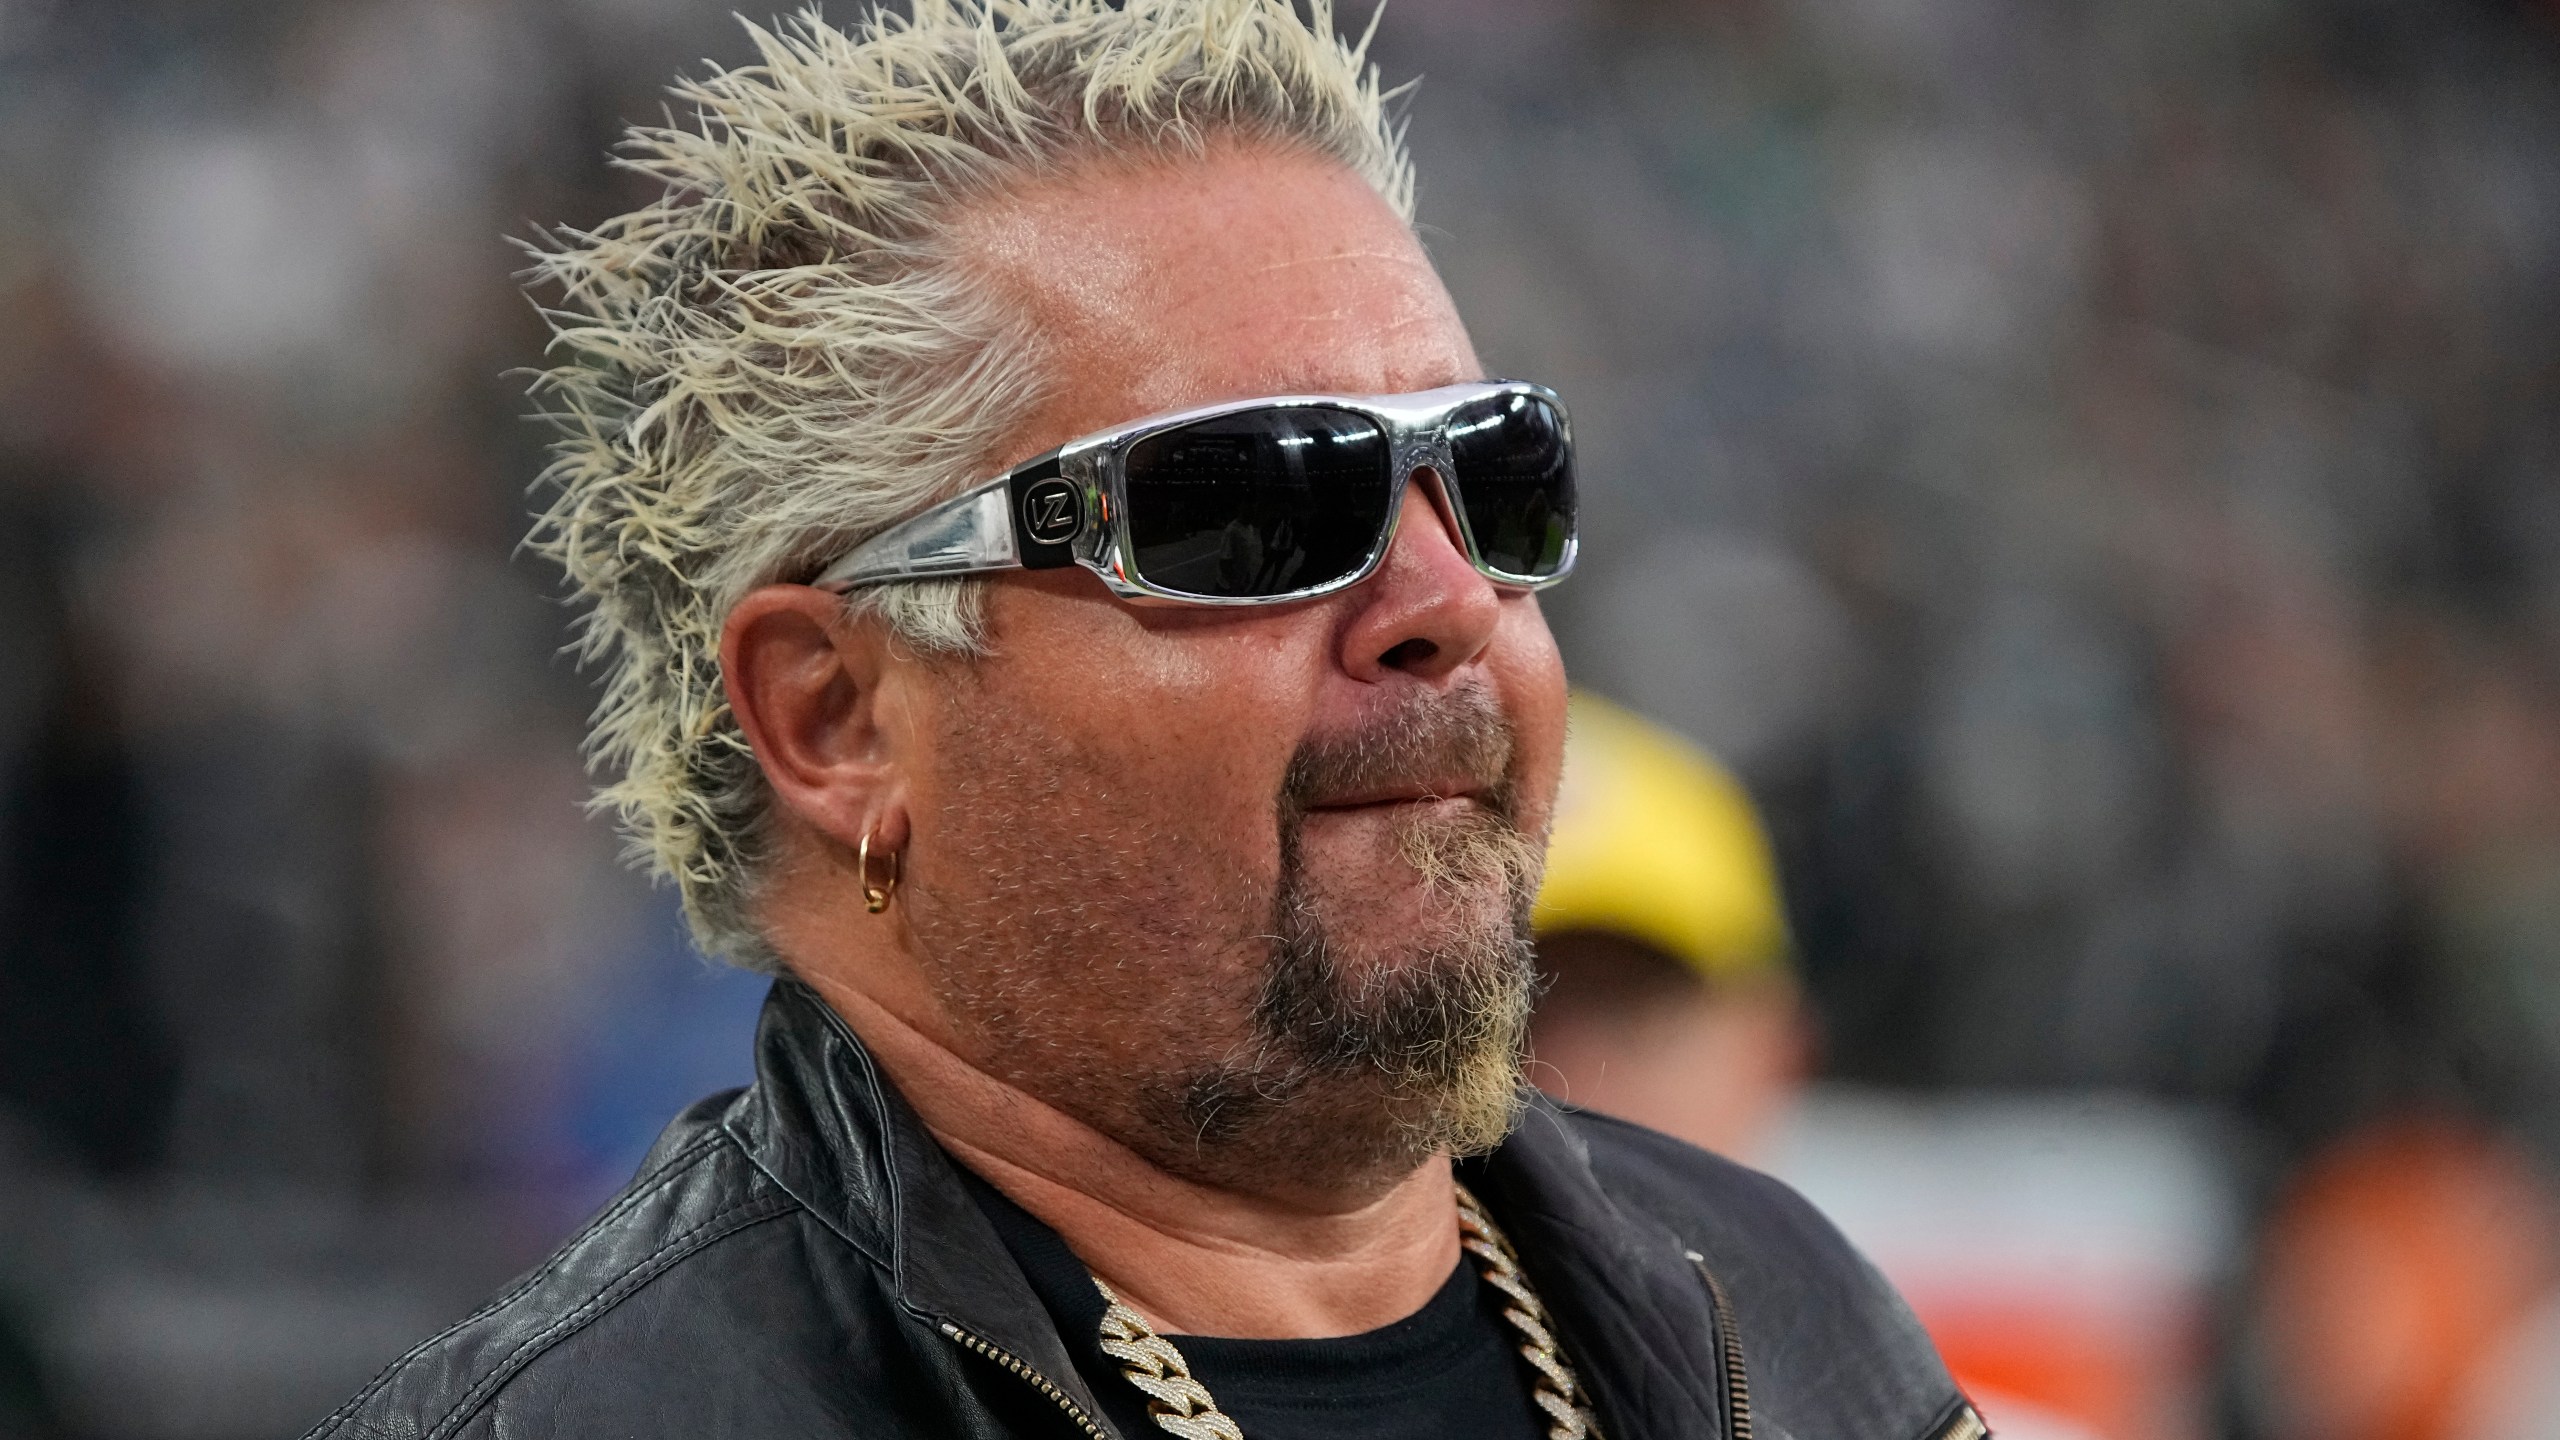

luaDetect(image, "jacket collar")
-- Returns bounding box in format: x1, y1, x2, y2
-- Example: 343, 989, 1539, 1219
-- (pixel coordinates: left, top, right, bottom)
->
726, 980, 1118, 1427
728, 979, 1724, 1440
1462, 1102, 1730, 1439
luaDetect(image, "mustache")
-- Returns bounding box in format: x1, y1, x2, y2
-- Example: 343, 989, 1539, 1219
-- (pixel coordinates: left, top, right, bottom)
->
1279, 682, 1518, 821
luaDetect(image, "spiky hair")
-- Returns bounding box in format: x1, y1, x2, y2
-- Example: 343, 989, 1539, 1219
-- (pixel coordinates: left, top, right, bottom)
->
523, 1, 1416, 968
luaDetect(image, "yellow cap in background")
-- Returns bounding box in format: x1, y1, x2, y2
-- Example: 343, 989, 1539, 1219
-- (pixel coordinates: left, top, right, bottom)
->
1532, 691, 1793, 985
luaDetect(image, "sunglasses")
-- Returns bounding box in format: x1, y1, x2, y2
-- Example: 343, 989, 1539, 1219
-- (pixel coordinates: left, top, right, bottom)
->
810, 380, 1576, 605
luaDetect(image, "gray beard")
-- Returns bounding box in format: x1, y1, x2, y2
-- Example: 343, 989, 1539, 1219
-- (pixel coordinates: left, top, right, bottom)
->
1150, 686, 1543, 1190
909, 677, 1543, 1196
1156, 814, 1541, 1188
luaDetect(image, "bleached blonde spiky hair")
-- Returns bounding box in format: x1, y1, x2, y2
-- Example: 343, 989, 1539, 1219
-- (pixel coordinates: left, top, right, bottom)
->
525, 1, 1416, 969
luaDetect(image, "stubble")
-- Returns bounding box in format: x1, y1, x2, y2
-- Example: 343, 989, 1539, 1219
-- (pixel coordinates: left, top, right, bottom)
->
911, 678, 1544, 1196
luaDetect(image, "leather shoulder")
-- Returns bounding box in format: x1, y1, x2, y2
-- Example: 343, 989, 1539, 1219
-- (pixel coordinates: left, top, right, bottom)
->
1555, 1107, 1965, 1440
302, 1096, 815, 1440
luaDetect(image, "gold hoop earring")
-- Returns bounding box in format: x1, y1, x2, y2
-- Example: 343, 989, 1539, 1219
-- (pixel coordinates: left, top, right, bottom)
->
858, 830, 901, 914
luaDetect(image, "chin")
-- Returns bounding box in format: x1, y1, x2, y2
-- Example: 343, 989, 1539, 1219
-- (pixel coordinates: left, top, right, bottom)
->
1309, 872, 1495, 957
1115, 846, 1538, 1192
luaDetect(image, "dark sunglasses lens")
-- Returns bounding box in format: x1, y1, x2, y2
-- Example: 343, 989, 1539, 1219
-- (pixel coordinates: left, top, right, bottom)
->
1123, 406, 1394, 599
1446, 393, 1574, 579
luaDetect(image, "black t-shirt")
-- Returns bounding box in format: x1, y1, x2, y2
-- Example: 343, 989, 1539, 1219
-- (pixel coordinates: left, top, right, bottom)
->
960, 1169, 1550, 1440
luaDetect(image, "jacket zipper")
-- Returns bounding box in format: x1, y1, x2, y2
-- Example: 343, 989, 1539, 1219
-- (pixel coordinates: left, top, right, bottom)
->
938, 1321, 1115, 1440
1686, 1250, 1754, 1440
1930, 1403, 1990, 1440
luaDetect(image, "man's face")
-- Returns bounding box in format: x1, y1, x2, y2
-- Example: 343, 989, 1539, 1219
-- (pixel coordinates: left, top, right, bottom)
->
892, 141, 1568, 1194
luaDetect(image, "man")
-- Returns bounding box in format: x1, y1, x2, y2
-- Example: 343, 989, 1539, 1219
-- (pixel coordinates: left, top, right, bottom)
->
313, 5, 1973, 1438
1530, 692, 1812, 1164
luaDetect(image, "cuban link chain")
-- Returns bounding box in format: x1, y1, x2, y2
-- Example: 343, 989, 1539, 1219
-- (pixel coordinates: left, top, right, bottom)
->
1092, 1182, 1603, 1440
1455, 1182, 1604, 1440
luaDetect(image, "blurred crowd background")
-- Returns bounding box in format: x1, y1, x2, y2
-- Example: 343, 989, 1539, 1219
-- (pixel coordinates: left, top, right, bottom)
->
1, 0, 2557, 1436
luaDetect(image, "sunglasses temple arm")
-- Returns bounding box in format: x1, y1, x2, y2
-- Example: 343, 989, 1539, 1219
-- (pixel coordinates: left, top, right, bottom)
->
809, 478, 1023, 592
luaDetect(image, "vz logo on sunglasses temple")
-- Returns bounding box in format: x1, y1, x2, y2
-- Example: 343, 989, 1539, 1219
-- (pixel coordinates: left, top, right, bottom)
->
1020, 478, 1082, 545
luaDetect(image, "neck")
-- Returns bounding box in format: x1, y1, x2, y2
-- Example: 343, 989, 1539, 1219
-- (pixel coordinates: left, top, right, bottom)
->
799, 967, 1464, 1339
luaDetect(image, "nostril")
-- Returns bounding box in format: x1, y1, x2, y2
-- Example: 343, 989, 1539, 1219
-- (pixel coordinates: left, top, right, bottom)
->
1380, 637, 1439, 671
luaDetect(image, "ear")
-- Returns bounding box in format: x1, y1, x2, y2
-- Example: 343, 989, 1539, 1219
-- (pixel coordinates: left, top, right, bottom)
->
720, 585, 912, 856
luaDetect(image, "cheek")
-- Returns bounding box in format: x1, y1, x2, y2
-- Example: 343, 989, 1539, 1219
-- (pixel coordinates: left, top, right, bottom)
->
1492, 600, 1569, 828
980, 584, 1325, 843
1114, 638, 1314, 830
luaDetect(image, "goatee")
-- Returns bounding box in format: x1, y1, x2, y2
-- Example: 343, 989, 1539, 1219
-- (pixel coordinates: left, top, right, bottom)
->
1157, 683, 1544, 1190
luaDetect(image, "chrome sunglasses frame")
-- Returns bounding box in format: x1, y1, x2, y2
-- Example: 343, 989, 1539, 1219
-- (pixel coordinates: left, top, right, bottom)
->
808, 380, 1576, 607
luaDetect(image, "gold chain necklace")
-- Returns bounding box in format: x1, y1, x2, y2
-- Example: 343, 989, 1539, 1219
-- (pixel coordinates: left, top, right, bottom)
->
1091, 1183, 1603, 1440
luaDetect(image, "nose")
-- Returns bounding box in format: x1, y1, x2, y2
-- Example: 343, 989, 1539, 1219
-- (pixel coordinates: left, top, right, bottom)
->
1336, 471, 1503, 685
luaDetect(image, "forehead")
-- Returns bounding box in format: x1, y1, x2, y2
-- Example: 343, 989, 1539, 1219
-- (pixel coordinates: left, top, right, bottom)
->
946, 140, 1480, 453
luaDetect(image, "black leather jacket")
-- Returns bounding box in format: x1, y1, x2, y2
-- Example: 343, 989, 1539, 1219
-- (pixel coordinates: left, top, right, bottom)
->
308, 981, 1976, 1440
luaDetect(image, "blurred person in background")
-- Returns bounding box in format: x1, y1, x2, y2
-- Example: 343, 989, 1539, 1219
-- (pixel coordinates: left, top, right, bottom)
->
1528, 690, 1810, 1164
313, 6, 1976, 1440
1522, 694, 2149, 1440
